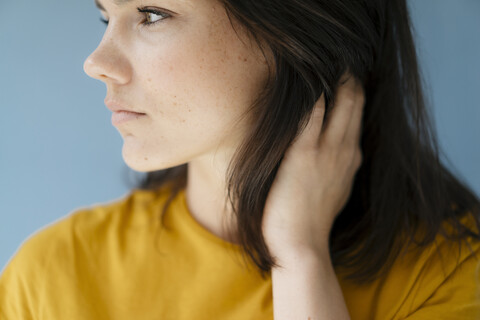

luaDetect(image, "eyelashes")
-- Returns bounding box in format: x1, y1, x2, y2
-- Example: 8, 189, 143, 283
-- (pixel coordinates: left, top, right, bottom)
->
99, 7, 171, 27
138, 7, 171, 26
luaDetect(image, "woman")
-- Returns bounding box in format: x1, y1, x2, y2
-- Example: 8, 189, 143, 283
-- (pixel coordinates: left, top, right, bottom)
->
1, 0, 479, 319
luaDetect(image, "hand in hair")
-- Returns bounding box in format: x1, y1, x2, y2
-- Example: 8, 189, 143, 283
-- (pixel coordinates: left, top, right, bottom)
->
262, 73, 365, 261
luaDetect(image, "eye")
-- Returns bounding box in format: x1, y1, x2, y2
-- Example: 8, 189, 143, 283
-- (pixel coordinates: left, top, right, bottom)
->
99, 7, 171, 27
137, 7, 171, 26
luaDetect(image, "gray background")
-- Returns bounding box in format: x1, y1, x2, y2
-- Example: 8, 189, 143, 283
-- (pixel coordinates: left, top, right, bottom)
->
1, 0, 479, 270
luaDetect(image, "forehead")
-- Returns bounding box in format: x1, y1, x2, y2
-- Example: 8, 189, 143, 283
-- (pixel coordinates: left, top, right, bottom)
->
94, 0, 132, 10
95, 0, 193, 10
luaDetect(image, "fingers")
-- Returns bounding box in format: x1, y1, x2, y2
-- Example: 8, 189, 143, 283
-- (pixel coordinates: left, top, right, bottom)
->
320, 75, 364, 148
293, 93, 326, 148
290, 73, 365, 152
344, 80, 365, 147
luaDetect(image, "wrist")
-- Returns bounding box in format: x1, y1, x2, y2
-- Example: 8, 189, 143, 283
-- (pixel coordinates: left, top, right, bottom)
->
272, 244, 331, 270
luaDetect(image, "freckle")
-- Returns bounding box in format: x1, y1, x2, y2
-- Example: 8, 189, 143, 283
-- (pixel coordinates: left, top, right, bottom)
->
144, 157, 148, 160
188, 109, 191, 112
181, 119, 185, 123
244, 58, 247, 61
147, 78, 152, 82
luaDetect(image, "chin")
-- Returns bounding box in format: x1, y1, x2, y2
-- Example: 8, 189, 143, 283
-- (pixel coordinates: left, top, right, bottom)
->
122, 153, 169, 173
121, 146, 187, 173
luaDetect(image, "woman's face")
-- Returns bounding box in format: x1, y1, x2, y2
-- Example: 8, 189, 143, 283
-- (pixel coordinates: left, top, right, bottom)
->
84, 0, 271, 172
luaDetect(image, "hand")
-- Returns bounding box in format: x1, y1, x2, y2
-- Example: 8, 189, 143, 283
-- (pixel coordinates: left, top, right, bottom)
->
262, 73, 365, 261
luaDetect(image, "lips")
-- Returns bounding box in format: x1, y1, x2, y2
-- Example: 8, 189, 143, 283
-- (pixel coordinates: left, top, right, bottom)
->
104, 98, 146, 114
111, 110, 147, 126
104, 97, 147, 126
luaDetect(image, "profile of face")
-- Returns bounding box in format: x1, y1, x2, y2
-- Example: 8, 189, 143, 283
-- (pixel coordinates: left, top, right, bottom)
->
84, 0, 271, 172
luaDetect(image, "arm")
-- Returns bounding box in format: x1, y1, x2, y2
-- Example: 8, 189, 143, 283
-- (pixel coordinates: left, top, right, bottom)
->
261, 74, 363, 319
271, 247, 351, 320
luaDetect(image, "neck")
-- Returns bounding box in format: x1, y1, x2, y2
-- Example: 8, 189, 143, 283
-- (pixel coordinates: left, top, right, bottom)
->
185, 154, 240, 245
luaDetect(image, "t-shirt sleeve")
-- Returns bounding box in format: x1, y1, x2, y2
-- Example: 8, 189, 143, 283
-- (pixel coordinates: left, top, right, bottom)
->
0, 238, 42, 319
0, 220, 66, 320
404, 246, 480, 319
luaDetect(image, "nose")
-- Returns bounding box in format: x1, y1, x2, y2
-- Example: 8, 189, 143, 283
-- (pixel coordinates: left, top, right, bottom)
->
83, 33, 131, 85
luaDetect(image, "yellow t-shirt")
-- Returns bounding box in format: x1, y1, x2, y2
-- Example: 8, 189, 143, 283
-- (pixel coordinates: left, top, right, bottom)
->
1, 186, 479, 319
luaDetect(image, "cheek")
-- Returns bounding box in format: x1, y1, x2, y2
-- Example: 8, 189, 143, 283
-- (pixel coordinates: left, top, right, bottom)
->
138, 24, 268, 120
119, 12, 271, 170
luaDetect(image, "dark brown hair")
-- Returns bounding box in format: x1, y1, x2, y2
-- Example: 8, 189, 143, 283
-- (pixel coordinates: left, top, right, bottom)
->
133, 0, 480, 285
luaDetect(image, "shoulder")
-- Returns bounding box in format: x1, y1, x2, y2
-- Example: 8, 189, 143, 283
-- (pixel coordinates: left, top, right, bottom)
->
7, 187, 171, 265
395, 212, 480, 318
0, 186, 171, 288
393, 213, 480, 317
339, 212, 480, 319
0, 187, 172, 318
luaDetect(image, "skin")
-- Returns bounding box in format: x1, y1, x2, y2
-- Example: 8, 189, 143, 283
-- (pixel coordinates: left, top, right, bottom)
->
266, 77, 363, 319
85, 0, 363, 317
84, 0, 272, 242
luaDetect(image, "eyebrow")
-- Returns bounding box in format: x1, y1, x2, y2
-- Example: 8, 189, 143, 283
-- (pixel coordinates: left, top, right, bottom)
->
94, 0, 133, 11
